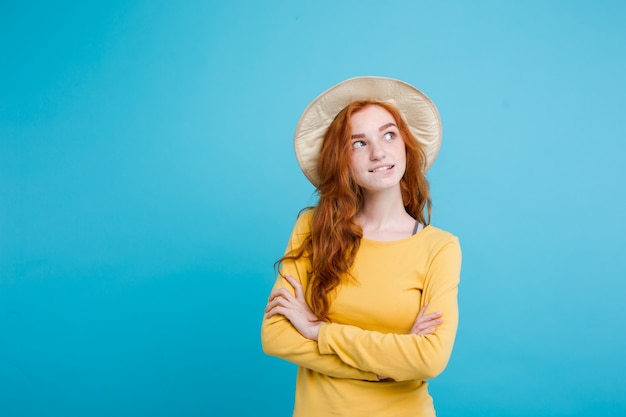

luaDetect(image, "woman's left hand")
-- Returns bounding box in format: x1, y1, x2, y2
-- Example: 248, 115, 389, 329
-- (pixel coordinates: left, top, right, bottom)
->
265, 274, 322, 341
410, 302, 443, 336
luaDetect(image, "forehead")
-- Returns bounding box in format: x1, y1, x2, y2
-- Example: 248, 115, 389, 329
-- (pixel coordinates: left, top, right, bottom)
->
350, 105, 396, 128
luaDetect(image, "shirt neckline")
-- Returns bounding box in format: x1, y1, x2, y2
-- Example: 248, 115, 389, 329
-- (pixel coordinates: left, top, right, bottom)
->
360, 224, 432, 246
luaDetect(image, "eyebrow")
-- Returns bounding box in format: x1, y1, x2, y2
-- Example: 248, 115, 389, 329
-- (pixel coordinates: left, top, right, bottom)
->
351, 123, 397, 139
378, 122, 397, 131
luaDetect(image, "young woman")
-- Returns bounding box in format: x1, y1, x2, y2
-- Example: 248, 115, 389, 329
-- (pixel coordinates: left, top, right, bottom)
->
261, 76, 461, 417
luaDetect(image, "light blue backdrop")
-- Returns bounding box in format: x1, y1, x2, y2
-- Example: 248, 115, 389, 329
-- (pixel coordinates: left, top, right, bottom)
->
1, 1, 625, 416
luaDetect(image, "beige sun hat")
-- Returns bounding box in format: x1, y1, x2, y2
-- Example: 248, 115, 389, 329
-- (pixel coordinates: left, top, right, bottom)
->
294, 76, 442, 187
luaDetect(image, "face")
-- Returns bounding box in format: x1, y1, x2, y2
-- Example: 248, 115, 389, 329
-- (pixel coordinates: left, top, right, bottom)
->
348, 105, 406, 193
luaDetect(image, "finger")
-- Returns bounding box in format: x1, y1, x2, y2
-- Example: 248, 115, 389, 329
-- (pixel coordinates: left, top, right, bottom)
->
413, 324, 439, 336
265, 297, 282, 313
415, 316, 443, 327
283, 274, 304, 299
266, 305, 289, 319
422, 319, 443, 327
265, 292, 295, 313
268, 288, 295, 303
423, 327, 437, 335
411, 316, 443, 334
420, 312, 443, 321
417, 302, 429, 318
268, 287, 291, 299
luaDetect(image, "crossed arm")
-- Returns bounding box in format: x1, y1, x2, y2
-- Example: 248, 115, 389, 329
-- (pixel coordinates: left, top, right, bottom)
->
266, 274, 442, 341
261, 242, 460, 382
264, 274, 443, 381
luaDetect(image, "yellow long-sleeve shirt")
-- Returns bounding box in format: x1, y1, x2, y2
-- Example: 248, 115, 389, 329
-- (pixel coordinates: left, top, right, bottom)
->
261, 210, 461, 417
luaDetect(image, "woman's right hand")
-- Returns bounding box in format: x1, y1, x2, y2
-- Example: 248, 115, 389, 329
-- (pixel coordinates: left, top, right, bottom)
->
265, 274, 322, 341
410, 303, 443, 336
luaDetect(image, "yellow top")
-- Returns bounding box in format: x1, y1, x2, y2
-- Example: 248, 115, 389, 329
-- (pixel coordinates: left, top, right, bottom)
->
261, 210, 462, 417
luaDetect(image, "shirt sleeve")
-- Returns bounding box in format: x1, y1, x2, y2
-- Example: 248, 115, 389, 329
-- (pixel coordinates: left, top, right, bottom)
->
260, 211, 379, 381
317, 238, 462, 382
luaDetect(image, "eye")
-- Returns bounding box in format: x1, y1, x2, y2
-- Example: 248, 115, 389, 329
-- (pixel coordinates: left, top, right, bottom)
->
352, 140, 366, 149
383, 132, 395, 141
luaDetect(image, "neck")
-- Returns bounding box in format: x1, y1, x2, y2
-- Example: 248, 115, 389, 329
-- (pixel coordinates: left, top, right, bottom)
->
357, 187, 414, 233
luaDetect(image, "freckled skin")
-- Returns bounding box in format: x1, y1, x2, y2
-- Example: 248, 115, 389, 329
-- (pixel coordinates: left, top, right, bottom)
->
349, 105, 407, 193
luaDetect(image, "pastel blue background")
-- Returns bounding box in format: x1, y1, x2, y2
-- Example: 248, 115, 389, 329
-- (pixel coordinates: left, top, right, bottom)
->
1, 1, 625, 416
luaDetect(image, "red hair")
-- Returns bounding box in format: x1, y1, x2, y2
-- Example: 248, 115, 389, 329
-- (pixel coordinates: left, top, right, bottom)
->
279, 100, 432, 319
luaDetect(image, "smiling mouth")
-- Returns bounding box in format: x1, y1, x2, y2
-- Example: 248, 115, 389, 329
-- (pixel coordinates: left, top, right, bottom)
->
370, 165, 394, 173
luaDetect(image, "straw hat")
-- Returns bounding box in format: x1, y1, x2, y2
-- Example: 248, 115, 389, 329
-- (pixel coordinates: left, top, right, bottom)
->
293, 76, 442, 187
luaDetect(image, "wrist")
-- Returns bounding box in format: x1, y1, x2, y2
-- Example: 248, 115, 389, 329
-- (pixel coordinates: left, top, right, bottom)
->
308, 321, 322, 341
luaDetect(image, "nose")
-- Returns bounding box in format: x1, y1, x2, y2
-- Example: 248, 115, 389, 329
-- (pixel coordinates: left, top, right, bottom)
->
369, 140, 386, 160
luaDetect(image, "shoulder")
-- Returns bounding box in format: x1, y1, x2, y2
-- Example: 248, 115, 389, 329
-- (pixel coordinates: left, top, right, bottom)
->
293, 207, 314, 232
421, 225, 461, 257
420, 227, 462, 278
424, 225, 459, 242
286, 208, 314, 244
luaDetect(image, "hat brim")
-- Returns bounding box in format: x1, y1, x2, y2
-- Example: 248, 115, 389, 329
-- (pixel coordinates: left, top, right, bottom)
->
294, 76, 442, 187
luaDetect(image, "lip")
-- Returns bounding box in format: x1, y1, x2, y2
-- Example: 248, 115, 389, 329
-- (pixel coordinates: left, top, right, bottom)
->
369, 164, 394, 173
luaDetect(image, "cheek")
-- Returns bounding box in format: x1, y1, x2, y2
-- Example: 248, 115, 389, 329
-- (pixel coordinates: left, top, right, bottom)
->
397, 143, 408, 164
349, 151, 366, 169
398, 149, 408, 175
348, 153, 357, 172
398, 161, 407, 177
347, 154, 361, 179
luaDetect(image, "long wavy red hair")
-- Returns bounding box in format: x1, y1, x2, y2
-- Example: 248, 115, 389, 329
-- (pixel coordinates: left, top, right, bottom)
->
279, 100, 432, 319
